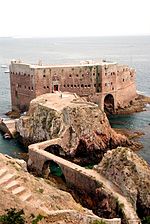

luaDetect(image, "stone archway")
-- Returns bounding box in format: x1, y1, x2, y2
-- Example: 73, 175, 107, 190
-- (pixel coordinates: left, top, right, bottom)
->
45, 144, 65, 157
42, 160, 65, 181
104, 94, 115, 114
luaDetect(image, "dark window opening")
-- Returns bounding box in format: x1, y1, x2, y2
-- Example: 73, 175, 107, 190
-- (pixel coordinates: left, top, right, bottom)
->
93, 73, 95, 76
123, 79, 125, 82
74, 85, 76, 87
43, 74, 46, 77
67, 84, 69, 87
88, 84, 91, 87
28, 87, 30, 90
44, 86, 46, 89
47, 86, 49, 88
64, 85, 66, 87
76, 74, 79, 77
71, 84, 73, 87
81, 84, 84, 87
69, 74, 72, 77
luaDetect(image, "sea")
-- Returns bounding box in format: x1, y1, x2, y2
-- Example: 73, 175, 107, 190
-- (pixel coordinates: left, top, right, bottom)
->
0, 36, 149, 163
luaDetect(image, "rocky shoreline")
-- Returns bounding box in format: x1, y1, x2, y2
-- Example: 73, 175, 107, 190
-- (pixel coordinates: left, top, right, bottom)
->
115, 94, 150, 115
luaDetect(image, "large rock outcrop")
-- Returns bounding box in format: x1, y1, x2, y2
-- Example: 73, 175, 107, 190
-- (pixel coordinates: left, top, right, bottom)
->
16, 92, 129, 163
95, 147, 150, 219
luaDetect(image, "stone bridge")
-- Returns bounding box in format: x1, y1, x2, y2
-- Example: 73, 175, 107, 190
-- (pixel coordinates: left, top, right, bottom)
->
28, 141, 141, 224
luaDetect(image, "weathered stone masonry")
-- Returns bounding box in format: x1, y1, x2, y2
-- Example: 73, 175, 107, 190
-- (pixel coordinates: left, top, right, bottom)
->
9, 60, 137, 112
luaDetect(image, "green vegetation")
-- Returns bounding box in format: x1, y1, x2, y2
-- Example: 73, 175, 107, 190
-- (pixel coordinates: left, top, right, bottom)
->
31, 214, 44, 224
0, 208, 44, 224
0, 208, 25, 224
91, 220, 106, 224
142, 216, 150, 224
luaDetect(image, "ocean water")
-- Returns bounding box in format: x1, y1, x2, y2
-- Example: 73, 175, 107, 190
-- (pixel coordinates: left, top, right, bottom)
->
0, 36, 149, 162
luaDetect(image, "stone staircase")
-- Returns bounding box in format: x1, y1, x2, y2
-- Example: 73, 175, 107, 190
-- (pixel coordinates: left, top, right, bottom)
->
0, 167, 32, 202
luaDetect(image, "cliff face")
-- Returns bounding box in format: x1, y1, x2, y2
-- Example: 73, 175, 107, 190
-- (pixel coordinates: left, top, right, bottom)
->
16, 93, 129, 163
95, 147, 150, 219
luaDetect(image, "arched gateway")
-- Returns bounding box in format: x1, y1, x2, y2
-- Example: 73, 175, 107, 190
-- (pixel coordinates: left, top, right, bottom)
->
104, 94, 115, 114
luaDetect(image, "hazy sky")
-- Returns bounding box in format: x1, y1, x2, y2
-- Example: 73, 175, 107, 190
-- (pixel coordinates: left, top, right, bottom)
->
0, 0, 150, 37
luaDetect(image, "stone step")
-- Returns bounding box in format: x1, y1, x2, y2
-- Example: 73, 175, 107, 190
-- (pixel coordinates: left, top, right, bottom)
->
0, 168, 7, 178
5, 180, 20, 191
12, 186, 26, 196
0, 173, 16, 186
20, 192, 32, 202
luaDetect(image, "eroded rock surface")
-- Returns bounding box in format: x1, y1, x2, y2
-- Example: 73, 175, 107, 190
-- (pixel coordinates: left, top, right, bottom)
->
95, 147, 150, 219
16, 92, 129, 163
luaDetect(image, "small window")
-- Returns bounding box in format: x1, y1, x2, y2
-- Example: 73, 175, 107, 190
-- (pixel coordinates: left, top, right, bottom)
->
78, 84, 80, 87
98, 73, 100, 76
94, 84, 96, 87
47, 86, 49, 89
71, 84, 73, 87
25, 85, 26, 89
31, 87, 34, 90
85, 85, 87, 87
44, 86, 46, 89
24, 73, 26, 76
28, 87, 30, 90
74, 84, 76, 87
88, 84, 91, 87
105, 83, 107, 86
43, 74, 46, 78
81, 84, 84, 87
69, 74, 72, 77
64, 85, 66, 87
28, 74, 30, 77
82, 74, 84, 77
123, 79, 125, 82
76, 74, 79, 77
67, 84, 69, 87
93, 73, 95, 76
111, 82, 113, 85
105, 73, 107, 76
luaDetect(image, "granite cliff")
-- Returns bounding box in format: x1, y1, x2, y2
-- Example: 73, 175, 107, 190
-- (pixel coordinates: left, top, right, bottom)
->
95, 147, 150, 220
16, 92, 129, 164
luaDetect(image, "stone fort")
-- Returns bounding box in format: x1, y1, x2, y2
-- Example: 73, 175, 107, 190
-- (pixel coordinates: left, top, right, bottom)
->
9, 60, 137, 112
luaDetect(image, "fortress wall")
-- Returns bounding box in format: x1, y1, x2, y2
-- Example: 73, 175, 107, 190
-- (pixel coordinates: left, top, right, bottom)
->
116, 66, 137, 107
9, 62, 36, 111
101, 64, 117, 93
9, 61, 137, 112
34, 65, 99, 96
116, 82, 137, 107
